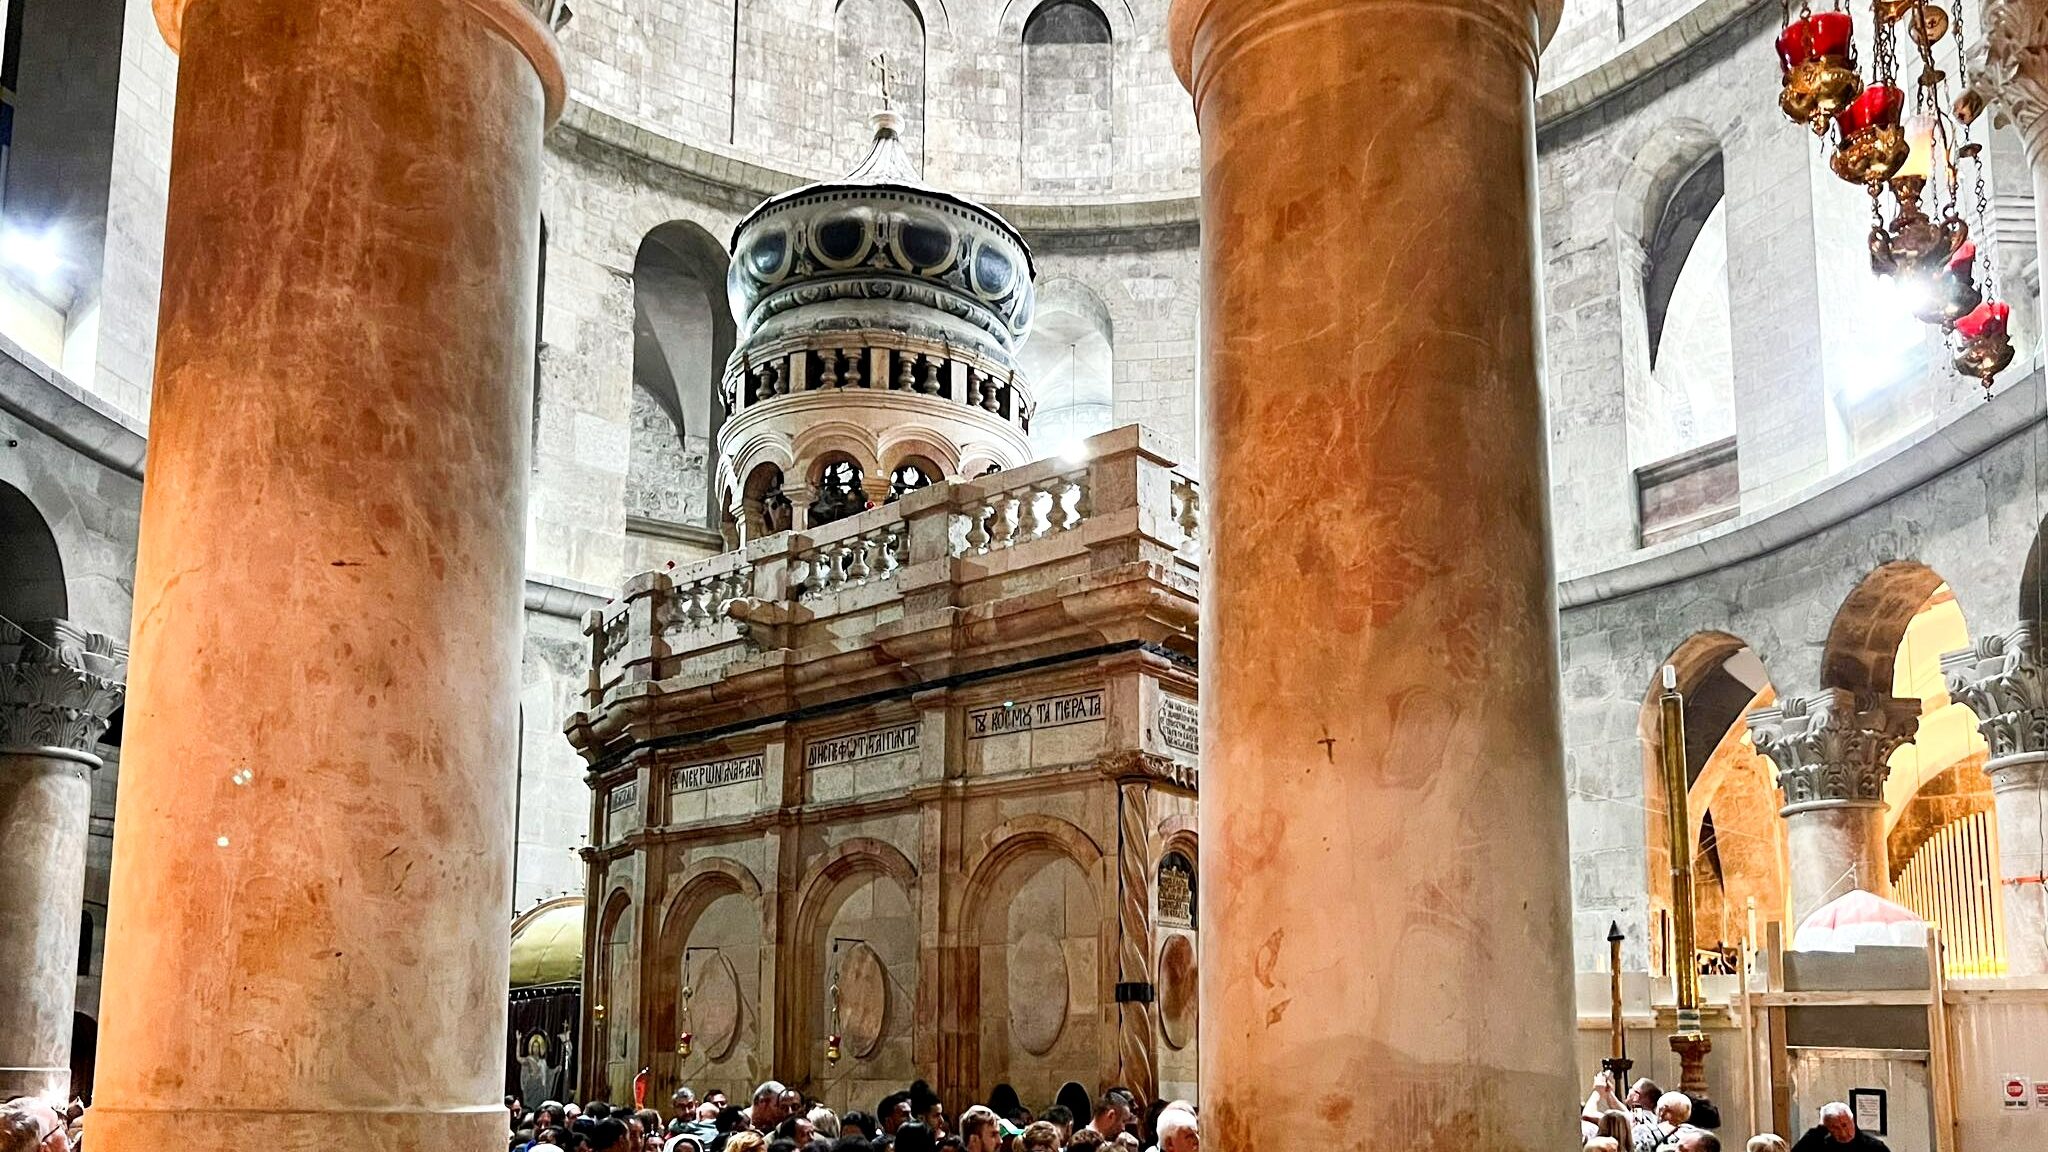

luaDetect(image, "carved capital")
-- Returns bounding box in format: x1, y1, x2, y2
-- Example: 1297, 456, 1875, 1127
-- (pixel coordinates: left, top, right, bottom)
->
0, 619, 127, 756
1970, 0, 2048, 154
1750, 688, 1920, 811
1943, 620, 2048, 760
1099, 749, 1198, 791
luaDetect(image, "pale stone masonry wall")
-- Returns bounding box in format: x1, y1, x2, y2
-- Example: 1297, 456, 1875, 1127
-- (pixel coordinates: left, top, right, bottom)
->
91, 0, 176, 426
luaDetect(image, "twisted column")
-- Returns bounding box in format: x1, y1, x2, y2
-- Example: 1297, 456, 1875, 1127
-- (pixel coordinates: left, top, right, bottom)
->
1114, 778, 1158, 1109
1943, 623, 2048, 974
1169, 0, 1574, 1145
1750, 689, 1921, 924
0, 619, 124, 1102
92, 0, 562, 1147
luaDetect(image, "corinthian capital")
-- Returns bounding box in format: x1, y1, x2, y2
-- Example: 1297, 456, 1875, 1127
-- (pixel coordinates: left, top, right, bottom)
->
1749, 688, 1921, 811
1943, 621, 2048, 759
1969, 0, 2048, 151
0, 619, 127, 756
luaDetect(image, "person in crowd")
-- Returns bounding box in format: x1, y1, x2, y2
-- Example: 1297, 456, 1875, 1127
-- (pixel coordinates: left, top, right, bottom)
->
1587, 1142, 1622, 1152
674, 1089, 698, 1116
1593, 1108, 1634, 1149
1789, 1104, 1889, 1152
589, 1104, 616, 1122
1633, 1093, 1691, 1152
1065, 1130, 1104, 1152
1038, 1106, 1074, 1146
1675, 1129, 1721, 1152
876, 1093, 912, 1138
894, 1122, 936, 1152
667, 1135, 704, 1152
773, 1116, 814, 1146
706, 1093, 729, 1113
832, 1137, 874, 1152
807, 1108, 840, 1141
698, 1104, 723, 1124
747, 1083, 789, 1135
766, 1139, 798, 1152
957, 1106, 1002, 1152
591, 1118, 632, 1152
1747, 1137, 1789, 1152
724, 1134, 766, 1152
1086, 1090, 1135, 1142
908, 1082, 946, 1137
1154, 1108, 1195, 1152
780, 1090, 805, 1121
1019, 1122, 1060, 1152
0, 1107, 44, 1152
840, 1112, 876, 1142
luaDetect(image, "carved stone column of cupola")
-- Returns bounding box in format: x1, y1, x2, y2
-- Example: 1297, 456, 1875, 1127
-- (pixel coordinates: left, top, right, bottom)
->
1970, 0, 2048, 335
1751, 689, 1921, 924
1943, 622, 2048, 974
0, 619, 125, 1102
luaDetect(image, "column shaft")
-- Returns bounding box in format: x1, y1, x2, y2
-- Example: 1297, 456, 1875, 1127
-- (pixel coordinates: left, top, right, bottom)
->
1782, 802, 1890, 924
0, 620, 125, 1104
1991, 756, 2048, 975
93, 0, 560, 1147
1170, 0, 1575, 1146
0, 750, 94, 1102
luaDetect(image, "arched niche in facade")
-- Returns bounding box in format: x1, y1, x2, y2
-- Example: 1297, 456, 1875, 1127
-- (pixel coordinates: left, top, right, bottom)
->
959, 817, 1106, 1108
834, 0, 927, 169
1021, 0, 1113, 192
594, 889, 637, 1097
655, 861, 765, 1084
1639, 631, 1784, 970
0, 480, 67, 623
632, 220, 735, 530
1018, 279, 1113, 459
789, 838, 919, 1106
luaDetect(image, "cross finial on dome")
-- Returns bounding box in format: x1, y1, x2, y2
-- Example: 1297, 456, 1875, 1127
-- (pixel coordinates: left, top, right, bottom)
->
870, 52, 894, 112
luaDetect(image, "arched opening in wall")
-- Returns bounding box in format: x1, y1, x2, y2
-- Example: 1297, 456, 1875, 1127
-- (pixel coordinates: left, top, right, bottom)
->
794, 854, 917, 1111
1641, 633, 1784, 977
886, 457, 938, 502
808, 455, 869, 528
1018, 281, 1112, 460
1633, 152, 1738, 545
0, 0, 124, 379
632, 221, 736, 534
655, 869, 763, 1097
1840, 574, 2001, 974
733, 461, 793, 542
595, 890, 636, 1100
966, 841, 1103, 1108
2022, 516, 2045, 625
0, 479, 66, 624
1021, 0, 1112, 193
834, 0, 925, 170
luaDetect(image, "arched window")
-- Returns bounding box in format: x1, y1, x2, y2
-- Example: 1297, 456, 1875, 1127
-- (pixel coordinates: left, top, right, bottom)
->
1022, 0, 1112, 192
808, 458, 868, 528
1019, 281, 1113, 458
835, 0, 925, 170
887, 459, 936, 502
0, 480, 66, 622
631, 221, 735, 531
1639, 154, 1735, 465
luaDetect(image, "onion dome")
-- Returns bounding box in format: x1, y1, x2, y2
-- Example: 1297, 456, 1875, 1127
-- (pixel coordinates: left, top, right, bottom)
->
717, 111, 1042, 537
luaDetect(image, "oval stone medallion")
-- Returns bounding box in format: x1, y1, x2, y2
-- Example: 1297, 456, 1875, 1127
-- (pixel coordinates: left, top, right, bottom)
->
688, 952, 741, 1061
1007, 932, 1069, 1056
1157, 933, 1197, 1051
836, 942, 888, 1059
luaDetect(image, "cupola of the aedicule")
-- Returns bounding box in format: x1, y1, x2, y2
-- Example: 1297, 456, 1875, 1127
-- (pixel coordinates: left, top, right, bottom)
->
719, 109, 1039, 539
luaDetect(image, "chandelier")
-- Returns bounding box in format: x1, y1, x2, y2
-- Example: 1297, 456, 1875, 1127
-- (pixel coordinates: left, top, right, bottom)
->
1776, 0, 2015, 395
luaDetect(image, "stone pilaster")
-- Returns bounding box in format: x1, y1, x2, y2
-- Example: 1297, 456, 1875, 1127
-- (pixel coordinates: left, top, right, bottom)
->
1750, 689, 1920, 924
1943, 622, 2048, 974
0, 619, 125, 1102
1968, 0, 2048, 336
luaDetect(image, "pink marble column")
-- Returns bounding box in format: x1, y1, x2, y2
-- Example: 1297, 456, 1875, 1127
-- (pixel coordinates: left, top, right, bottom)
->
1168, 0, 1575, 1145
91, 0, 561, 1147
0, 621, 124, 1103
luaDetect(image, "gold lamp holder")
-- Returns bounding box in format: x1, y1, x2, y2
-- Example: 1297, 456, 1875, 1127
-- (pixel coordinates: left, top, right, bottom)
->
1660, 665, 1714, 1100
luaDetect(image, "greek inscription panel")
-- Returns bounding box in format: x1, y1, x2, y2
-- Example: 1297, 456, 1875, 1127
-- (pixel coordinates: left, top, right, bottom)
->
1158, 694, 1199, 756
667, 754, 765, 795
969, 689, 1104, 739
805, 723, 920, 769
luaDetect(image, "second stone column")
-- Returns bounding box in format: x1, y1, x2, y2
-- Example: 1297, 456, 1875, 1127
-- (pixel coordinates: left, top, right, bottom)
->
1168, 0, 1576, 1145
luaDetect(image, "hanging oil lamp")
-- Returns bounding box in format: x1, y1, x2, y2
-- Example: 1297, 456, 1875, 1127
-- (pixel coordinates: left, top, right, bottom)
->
1831, 84, 1908, 185
1951, 299, 2014, 383
677, 973, 695, 1057
1779, 10, 1863, 133
825, 972, 843, 1065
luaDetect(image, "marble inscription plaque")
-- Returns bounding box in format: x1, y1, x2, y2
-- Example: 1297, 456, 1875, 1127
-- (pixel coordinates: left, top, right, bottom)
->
805, 723, 919, 769
604, 781, 640, 842
1158, 694, 1199, 755
668, 754, 764, 795
969, 689, 1104, 739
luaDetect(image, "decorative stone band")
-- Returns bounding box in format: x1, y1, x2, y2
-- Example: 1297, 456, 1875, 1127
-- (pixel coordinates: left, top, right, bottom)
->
1943, 621, 2048, 760
1967, 0, 2048, 158
0, 619, 127, 757
1749, 688, 1920, 813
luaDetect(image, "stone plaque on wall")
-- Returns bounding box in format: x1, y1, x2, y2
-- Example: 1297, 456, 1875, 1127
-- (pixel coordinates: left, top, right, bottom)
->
1158, 694, 1199, 756
805, 723, 920, 769
604, 781, 640, 842
968, 689, 1104, 738
1158, 851, 1195, 928
667, 755, 764, 795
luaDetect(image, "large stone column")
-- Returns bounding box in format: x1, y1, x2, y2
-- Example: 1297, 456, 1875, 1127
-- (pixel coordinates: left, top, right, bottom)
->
1944, 624, 2048, 975
1751, 689, 1921, 925
0, 620, 124, 1103
1167, 0, 1575, 1146
91, 0, 561, 1148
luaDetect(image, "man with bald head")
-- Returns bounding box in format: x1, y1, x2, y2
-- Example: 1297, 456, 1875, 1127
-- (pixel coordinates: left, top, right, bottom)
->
0, 1099, 67, 1152
1790, 1102, 1889, 1152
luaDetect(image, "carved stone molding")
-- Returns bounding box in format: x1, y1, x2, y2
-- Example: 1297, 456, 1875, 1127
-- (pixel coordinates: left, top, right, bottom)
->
1943, 621, 2048, 760
1750, 688, 1921, 811
1970, 0, 2048, 154
1099, 749, 1197, 791
0, 619, 127, 756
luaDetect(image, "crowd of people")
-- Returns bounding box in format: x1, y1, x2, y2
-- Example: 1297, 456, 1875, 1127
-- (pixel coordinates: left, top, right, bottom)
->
1581, 1072, 1891, 1152
503, 1081, 1197, 1152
